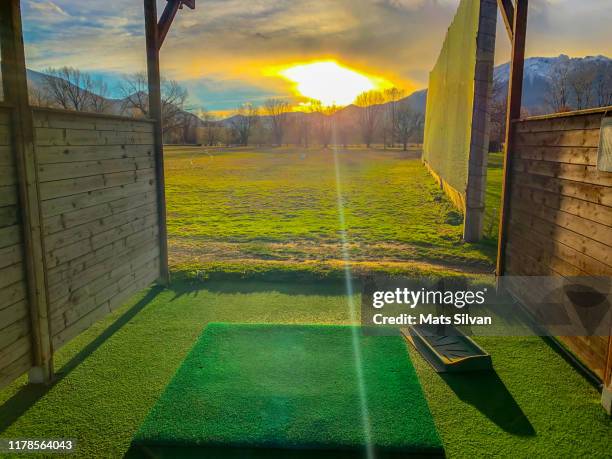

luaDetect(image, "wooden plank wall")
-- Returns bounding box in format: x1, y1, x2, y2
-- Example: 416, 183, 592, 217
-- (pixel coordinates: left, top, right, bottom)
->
504, 107, 612, 380
32, 108, 160, 351
0, 106, 33, 386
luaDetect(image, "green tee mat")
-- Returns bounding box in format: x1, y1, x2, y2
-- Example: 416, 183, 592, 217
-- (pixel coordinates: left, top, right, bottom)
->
130, 323, 443, 458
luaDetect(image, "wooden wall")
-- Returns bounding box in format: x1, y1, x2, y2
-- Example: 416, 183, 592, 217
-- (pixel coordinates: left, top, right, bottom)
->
503, 107, 612, 381
33, 109, 160, 350
0, 106, 33, 386
0, 107, 161, 388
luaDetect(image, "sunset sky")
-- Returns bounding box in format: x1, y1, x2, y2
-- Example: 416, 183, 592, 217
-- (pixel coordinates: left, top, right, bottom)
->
21, 0, 612, 114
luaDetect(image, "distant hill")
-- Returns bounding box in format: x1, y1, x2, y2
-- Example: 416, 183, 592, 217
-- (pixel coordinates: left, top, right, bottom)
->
492, 54, 611, 113
400, 54, 611, 116
22, 54, 611, 128
26, 68, 126, 115
220, 55, 610, 127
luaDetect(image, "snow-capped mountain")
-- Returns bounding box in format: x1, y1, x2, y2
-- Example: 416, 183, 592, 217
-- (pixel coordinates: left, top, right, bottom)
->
492, 55, 611, 113
18, 54, 611, 125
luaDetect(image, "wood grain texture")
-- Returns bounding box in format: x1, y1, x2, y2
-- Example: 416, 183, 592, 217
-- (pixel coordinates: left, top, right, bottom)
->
34, 110, 161, 352
0, 350, 31, 388
514, 145, 598, 166
36, 144, 153, 164
1, 1, 55, 384
1, 105, 161, 388
514, 112, 604, 133
514, 159, 612, 187
558, 336, 609, 380
0, 104, 31, 386
515, 128, 600, 148
503, 109, 612, 383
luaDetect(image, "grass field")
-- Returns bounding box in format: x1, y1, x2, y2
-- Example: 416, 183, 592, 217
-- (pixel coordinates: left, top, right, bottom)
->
1, 281, 609, 458
483, 152, 503, 240
164, 146, 501, 279
7, 146, 599, 459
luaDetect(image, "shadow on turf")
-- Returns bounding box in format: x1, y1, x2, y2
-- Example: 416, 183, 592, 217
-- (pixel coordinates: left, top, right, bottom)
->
168, 278, 352, 301
124, 445, 443, 459
0, 287, 163, 433
440, 371, 535, 437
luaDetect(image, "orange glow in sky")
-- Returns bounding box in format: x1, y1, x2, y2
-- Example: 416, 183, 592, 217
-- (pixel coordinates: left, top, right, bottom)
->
278, 61, 392, 106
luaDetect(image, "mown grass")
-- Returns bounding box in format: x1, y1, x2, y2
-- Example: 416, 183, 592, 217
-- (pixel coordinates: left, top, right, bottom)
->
0, 281, 609, 458
164, 146, 500, 278
482, 152, 503, 241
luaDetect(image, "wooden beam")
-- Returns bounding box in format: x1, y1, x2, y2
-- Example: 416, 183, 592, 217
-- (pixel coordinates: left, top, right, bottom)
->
157, 0, 196, 49
157, 0, 181, 49
497, 0, 515, 41
0, 0, 54, 383
144, 0, 170, 285
496, 0, 528, 277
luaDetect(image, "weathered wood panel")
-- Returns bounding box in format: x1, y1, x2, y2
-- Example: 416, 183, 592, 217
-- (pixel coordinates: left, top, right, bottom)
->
33, 108, 160, 351
0, 106, 33, 386
504, 108, 612, 381
36, 144, 153, 165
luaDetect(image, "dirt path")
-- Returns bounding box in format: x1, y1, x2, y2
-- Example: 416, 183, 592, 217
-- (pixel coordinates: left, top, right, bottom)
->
168, 239, 493, 276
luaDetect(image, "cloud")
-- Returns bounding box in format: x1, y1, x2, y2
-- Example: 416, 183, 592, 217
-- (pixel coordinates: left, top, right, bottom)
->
19, 0, 612, 111
375, 0, 459, 11
29, 0, 69, 17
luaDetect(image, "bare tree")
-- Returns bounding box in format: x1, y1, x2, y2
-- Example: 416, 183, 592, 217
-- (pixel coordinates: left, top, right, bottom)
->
297, 100, 318, 148
197, 109, 220, 146
28, 86, 52, 107
337, 124, 351, 149
119, 72, 188, 135
43, 66, 95, 111
313, 101, 338, 148
89, 78, 110, 113
263, 98, 290, 145
395, 102, 423, 151
118, 72, 149, 116
570, 67, 595, 110
383, 87, 405, 148
161, 79, 189, 135
298, 112, 311, 148
231, 103, 259, 146
595, 70, 612, 107
488, 76, 507, 151
176, 111, 198, 144
355, 90, 384, 148
546, 60, 573, 113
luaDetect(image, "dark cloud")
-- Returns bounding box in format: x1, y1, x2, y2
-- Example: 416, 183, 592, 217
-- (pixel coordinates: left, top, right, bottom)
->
20, 0, 612, 111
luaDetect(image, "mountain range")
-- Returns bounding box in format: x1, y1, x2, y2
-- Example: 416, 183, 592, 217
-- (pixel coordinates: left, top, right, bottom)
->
220, 54, 611, 127
23, 54, 612, 126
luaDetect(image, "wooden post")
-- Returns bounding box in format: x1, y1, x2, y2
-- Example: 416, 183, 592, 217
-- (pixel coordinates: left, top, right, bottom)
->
144, 0, 170, 285
496, 0, 528, 277
0, 0, 53, 383
603, 334, 612, 414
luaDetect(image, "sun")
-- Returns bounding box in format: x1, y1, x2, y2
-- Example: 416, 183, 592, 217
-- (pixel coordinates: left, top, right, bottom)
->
279, 61, 385, 106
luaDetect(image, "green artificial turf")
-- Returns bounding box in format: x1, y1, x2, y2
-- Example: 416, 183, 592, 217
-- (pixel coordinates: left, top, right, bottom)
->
132, 323, 443, 458
1, 280, 610, 458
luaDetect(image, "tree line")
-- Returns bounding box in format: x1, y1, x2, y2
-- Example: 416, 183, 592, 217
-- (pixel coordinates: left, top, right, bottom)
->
204, 88, 423, 150
28, 66, 425, 149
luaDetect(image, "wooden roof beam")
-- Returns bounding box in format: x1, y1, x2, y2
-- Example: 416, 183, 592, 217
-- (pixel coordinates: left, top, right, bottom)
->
498, 0, 515, 41
157, 0, 195, 49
